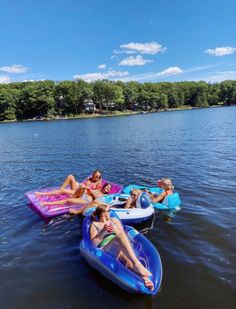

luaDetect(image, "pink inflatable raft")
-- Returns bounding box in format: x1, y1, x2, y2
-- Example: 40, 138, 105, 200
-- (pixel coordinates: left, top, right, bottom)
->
26, 180, 123, 219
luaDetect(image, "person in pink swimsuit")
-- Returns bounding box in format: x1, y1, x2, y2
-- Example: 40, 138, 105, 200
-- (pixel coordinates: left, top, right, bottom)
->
36, 170, 103, 198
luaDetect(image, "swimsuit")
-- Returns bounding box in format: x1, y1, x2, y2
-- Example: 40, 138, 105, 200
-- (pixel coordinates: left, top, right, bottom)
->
87, 177, 102, 190
160, 190, 173, 203
92, 220, 118, 249
82, 193, 91, 204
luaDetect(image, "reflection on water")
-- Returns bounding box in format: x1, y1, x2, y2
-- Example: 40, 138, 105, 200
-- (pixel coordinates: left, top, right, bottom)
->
0, 107, 236, 309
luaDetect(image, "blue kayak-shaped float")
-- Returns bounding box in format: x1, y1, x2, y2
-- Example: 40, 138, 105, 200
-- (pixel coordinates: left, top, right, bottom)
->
80, 211, 163, 295
123, 184, 182, 211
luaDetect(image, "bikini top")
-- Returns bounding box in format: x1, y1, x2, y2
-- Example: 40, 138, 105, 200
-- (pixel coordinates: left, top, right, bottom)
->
91, 219, 117, 246
86, 178, 102, 190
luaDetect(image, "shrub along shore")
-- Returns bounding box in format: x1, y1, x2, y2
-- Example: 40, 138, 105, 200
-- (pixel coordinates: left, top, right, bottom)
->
0, 79, 235, 122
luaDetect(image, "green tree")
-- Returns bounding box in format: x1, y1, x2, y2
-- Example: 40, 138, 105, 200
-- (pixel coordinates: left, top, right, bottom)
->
219, 80, 236, 105
0, 88, 19, 121
17, 80, 55, 119
157, 93, 168, 109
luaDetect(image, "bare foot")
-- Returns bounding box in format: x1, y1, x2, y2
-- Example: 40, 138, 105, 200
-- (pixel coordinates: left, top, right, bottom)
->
35, 192, 44, 197
142, 276, 154, 291
69, 208, 84, 215
69, 209, 79, 215
40, 202, 48, 206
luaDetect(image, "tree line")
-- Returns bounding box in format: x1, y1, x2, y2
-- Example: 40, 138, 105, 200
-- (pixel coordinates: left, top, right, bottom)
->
0, 79, 235, 121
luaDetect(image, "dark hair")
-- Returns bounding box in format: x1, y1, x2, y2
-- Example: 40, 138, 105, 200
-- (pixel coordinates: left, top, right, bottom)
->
91, 204, 108, 221
102, 182, 112, 190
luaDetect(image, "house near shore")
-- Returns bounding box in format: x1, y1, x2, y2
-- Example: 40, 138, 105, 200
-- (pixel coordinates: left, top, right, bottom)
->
127, 102, 139, 111
83, 100, 96, 113
102, 102, 116, 110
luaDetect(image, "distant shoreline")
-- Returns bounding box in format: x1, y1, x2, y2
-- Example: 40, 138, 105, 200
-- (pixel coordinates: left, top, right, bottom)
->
0, 104, 228, 124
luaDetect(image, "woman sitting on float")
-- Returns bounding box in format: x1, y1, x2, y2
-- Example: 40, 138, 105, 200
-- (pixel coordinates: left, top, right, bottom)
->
147, 178, 174, 203
90, 204, 154, 290
124, 189, 152, 209
125, 178, 174, 207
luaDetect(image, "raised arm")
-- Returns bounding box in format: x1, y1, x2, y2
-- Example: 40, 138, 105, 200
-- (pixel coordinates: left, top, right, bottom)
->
151, 191, 166, 203
124, 197, 133, 209
90, 223, 98, 242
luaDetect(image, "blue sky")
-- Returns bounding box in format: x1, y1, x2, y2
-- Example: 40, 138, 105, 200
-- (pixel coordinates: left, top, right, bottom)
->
0, 0, 235, 84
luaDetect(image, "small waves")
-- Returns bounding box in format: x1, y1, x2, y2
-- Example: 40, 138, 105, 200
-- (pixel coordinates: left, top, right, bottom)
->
0, 107, 236, 308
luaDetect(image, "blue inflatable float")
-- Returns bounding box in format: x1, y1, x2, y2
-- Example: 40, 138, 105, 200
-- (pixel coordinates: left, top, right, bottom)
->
80, 211, 163, 295
123, 184, 181, 211
83, 193, 154, 224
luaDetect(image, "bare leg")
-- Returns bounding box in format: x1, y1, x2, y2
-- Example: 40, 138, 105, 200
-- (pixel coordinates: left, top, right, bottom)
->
69, 206, 88, 215
41, 197, 91, 206
36, 189, 64, 197
69, 197, 99, 215
60, 175, 79, 191
114, 231, 151, 277
36, 175, 79, 197
117, 250, 133, 269
117, 249, 153, 291
72, 185, 86, 198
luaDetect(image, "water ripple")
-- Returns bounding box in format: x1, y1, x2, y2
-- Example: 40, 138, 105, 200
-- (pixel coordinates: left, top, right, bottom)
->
0, 106, 236, 308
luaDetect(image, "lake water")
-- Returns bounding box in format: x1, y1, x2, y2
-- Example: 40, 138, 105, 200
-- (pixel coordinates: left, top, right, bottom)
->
0, 107, 235, 309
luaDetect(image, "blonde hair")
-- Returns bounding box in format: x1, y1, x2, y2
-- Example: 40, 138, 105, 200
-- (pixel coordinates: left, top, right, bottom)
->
131, 189, 142, 196
161, 178, 174, 190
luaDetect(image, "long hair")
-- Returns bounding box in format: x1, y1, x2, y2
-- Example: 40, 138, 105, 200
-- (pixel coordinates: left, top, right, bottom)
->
101, 182, 112, 192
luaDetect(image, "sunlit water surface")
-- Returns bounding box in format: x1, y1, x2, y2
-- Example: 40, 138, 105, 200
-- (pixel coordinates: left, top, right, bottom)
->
0, 106, 235, 309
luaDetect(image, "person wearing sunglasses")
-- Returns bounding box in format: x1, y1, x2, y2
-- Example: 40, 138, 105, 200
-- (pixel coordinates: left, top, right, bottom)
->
36, 169, 103, 198
124, 189, 142, 209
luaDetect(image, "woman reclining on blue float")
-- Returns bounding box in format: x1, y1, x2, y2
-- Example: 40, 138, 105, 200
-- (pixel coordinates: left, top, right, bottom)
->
90, 205, 154, 291
147, 178, 174, 203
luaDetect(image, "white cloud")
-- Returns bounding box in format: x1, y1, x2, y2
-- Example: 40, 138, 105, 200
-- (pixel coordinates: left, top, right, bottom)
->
109, 67, 183, 82
156, 66, 183, 76
98, 64, 106, 69
124, 50, 137, 55
0, 76, 11, 83
73, 70, 129, 82
205, 46, 236, 56
120, 42, 166, 55
0, 64, 28, 74
185, 64, 217, 73
119, 55, 153, 66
